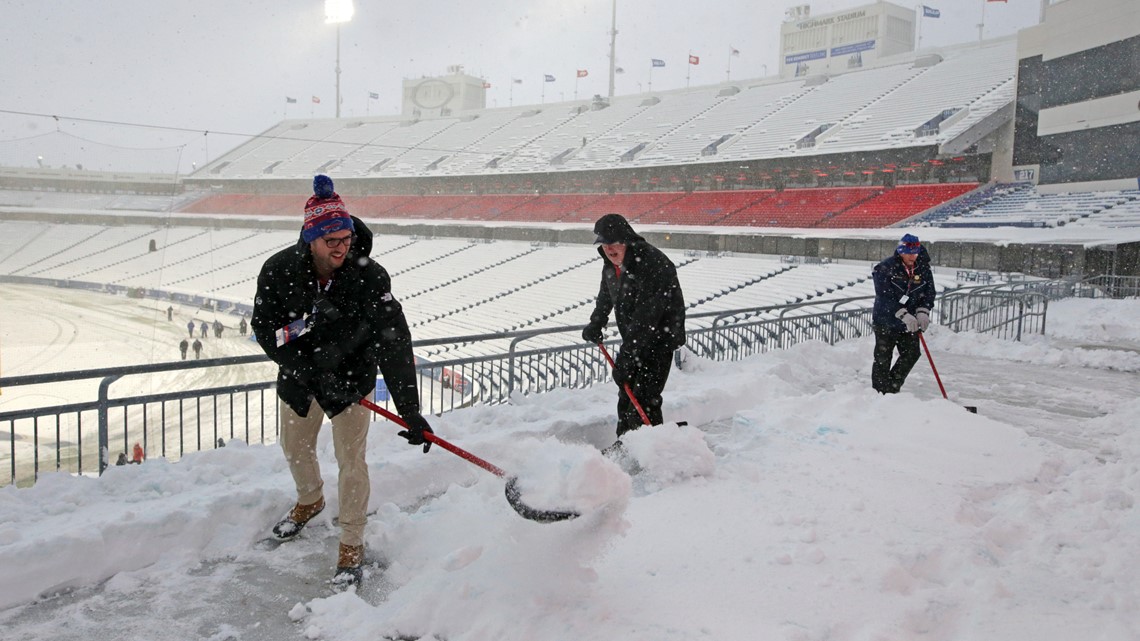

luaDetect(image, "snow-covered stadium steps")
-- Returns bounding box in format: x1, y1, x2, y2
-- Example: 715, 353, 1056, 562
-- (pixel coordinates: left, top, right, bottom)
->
26, 226, 173, 280
730, 63, 923, 160
217, 120, 349, 179
1, 223, 111, 276
676, 255, 790, 306
368, 118, 461, 178
402, 246, 598, 328
387, 110, 522, 177
382, 239, 495, 284
271, 120, 410, 177
397, 244, 546, 309
943, 189, 1136, 227
639, 82, 808, 165
824, 41, 1017, 153
109, 230, 274, 288
496, 99, 650, 174
325, 121, 403, 176
438, 106, 586, 176
1070, 193, 1140, 227
0, 221, 63, 273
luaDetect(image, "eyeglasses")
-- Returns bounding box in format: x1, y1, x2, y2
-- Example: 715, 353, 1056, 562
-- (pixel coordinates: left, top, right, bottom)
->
323, 234, 355, 248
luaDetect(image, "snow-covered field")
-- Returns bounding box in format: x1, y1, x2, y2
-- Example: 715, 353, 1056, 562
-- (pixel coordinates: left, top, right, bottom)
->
1, 296, 1138, 641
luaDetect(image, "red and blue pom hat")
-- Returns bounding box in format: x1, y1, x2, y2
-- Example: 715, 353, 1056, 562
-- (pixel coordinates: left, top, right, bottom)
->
302, 175, 354, 243
896, 233, 922, 255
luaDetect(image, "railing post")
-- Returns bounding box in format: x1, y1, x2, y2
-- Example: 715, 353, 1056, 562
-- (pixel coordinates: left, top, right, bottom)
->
97, 374, 122, 476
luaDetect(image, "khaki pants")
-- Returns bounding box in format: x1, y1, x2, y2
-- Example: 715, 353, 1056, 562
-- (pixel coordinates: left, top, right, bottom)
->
279, 398, 370, 546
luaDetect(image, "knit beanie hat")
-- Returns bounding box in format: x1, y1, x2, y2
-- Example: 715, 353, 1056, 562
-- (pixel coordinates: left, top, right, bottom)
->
896, 233, 922, 255
302, 175, 353, 243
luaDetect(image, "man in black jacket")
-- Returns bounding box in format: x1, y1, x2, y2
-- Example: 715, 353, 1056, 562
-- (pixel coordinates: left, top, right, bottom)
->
582, 214, 686, 446
871, 233, 936, 394
252, 175, 432, 587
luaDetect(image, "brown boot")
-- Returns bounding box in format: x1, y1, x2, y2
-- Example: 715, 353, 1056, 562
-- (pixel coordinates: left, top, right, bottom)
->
332, 543, 365, 588
271, 496, 325, 540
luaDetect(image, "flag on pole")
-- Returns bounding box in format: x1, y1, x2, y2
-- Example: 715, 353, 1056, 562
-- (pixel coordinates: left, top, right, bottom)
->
730, 46, 741, 57
312, 96, 321, 104
922, 5, 940, 18
651, 58, 665, 67
512, 78, 523, 84
544, 74, 555, 82
369, 92, 379, 100
482, 81, 491, 88
615, 66, 625, 74
285, 96, 297, 104
576, 69, 588, 78
987, 0, 1008, 3
689, 54, 700, 65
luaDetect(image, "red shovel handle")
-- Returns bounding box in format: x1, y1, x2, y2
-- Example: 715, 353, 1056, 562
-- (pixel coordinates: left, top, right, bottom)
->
918, 332, 949, 400
597, 343, 652, 426
358, 397, 507, 478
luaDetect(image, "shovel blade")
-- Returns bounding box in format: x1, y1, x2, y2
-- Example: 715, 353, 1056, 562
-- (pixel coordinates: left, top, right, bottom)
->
504, 477, 579, 523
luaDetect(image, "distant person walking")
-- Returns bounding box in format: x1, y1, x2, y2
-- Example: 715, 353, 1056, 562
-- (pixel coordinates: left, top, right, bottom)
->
131, 442, 145, 464
199, 320, 209, 338
167, 306, 173, 321
213, 319, 224, 338
192, 338, 203, 359
871, 233, 935, 394
187, 320, 195, 338
239, 317, 248, 336
179, 339, 189, 360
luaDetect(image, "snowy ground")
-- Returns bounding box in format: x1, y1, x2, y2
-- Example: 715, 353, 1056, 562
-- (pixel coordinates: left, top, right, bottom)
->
0, 297, 1138, 641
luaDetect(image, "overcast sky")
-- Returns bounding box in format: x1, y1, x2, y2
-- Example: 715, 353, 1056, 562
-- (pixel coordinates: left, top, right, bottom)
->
0, 0, 1042, 173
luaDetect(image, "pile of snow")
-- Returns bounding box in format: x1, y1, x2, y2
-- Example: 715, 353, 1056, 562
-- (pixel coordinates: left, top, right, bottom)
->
1, 299, 1138, 641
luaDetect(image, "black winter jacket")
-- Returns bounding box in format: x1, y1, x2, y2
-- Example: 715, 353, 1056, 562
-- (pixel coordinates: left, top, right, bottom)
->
587, 219, 686, 357
251, 216, 420, 419
871, 247, 936, 332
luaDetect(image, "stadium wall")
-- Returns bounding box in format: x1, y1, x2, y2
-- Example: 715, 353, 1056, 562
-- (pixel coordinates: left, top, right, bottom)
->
1013, 0, 1140, 190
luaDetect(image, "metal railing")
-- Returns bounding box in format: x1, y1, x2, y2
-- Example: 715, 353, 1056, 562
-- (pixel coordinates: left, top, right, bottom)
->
1, 284, 1051, 487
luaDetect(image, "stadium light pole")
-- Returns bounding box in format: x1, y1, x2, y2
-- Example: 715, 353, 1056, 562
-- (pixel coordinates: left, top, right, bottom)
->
325, 0, 354, 118
608, 0, 617, 98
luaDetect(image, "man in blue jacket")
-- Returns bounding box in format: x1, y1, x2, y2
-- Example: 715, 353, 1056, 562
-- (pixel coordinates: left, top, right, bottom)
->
871, 233, 935, 394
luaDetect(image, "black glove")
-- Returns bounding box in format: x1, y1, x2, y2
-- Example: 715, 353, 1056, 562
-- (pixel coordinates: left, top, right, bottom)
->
612, 351, 636, 386
397, 413, 434, 454
581, 323, 604, 344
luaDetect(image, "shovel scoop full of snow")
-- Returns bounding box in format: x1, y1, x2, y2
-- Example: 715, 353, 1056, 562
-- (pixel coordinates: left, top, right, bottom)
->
358, 397, 580, 523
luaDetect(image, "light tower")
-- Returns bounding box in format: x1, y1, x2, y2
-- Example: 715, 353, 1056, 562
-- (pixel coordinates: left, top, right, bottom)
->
325, 0, 354, 118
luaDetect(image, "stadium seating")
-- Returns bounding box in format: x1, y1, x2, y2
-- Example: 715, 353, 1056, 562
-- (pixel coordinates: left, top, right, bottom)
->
717, 187, 880, 227
820, 183, 978, 228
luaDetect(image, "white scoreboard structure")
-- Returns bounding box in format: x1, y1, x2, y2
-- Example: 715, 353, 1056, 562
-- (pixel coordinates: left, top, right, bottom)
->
401, 66, 488, 118
779, 2, 917, 79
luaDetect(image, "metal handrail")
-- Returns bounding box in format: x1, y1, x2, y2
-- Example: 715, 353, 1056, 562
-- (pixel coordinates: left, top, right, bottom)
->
1, 284, 1051, 487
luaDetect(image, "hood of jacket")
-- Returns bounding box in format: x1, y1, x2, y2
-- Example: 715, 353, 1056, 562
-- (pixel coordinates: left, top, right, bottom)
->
593, 213, 645, 259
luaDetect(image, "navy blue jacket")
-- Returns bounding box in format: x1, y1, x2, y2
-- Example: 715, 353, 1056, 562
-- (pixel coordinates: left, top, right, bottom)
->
872, 247, 935, 331
251, 216, 421, 419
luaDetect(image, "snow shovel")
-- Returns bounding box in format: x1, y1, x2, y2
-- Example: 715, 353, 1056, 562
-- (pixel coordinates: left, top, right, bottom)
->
918, 332, 977, 413
597, 344, 652, 426
596, 344, 688, 428
358, 398, 579, 523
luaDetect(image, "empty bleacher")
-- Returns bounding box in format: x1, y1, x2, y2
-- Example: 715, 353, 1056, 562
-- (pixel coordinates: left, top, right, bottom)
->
717, 187, 880, 227
820, 183, 977, 228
